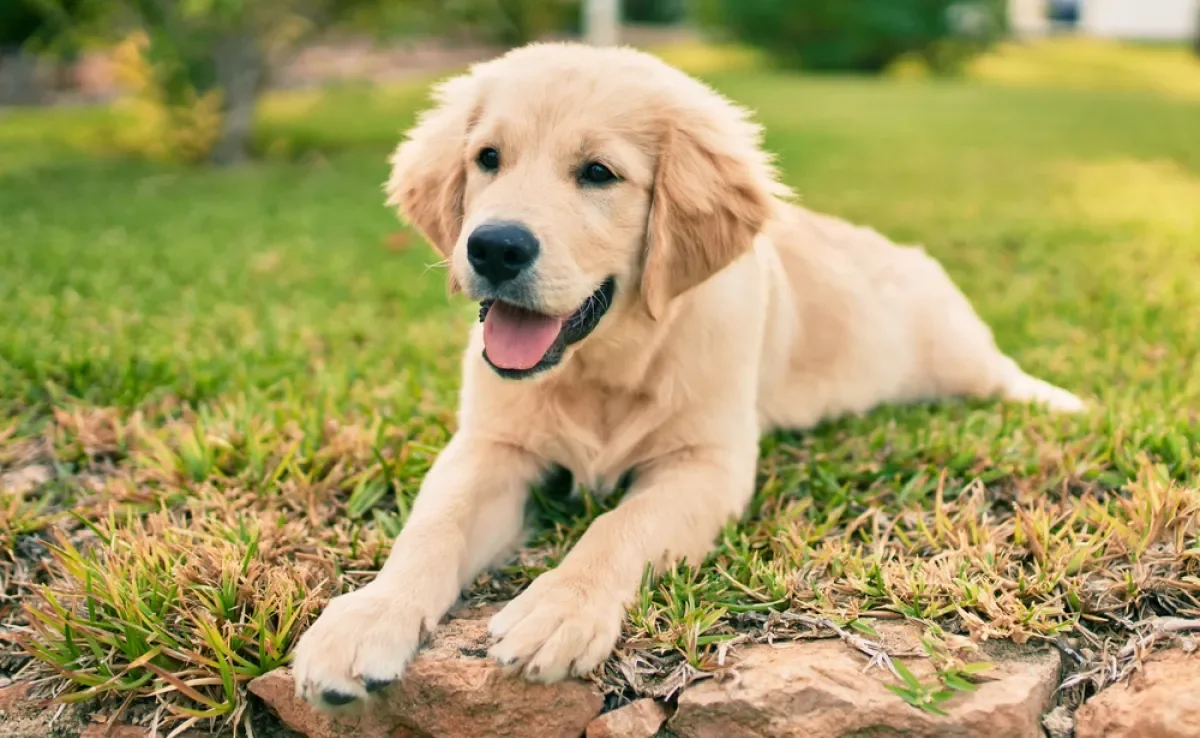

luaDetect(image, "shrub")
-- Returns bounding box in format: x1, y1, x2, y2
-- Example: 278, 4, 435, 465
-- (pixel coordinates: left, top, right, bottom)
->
695, 0, 1008, 74
624, 0, 686, 25
0, 3, 43, 49
397, 0, 684, 46
109, 31, 224, 164
0, 0, 95, 56
37, 0, 390, 165
429, 0, 581, 45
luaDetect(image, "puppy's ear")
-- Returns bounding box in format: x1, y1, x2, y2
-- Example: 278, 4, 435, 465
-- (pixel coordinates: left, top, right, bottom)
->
642, 102, 788, 320
385, 73, 479, 290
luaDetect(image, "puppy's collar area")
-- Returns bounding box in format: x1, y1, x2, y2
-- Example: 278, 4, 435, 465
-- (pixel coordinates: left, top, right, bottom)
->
479, 277, 616, 379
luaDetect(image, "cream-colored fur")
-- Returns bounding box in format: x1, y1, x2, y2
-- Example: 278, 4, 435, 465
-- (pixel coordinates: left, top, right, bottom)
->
293, 42, 1084, 706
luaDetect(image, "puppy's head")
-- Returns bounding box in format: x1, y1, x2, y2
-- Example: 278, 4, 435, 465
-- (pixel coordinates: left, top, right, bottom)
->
387, 43, 787, 379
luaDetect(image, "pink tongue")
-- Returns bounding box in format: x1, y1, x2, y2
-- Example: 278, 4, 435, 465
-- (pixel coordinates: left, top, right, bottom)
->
483, 303, 564, 371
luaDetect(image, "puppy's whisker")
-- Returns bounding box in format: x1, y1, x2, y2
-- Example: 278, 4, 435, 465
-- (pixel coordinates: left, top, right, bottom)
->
421, 259, 453, 278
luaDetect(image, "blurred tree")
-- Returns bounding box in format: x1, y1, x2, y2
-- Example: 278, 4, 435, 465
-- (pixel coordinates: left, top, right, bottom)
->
0, 2, 44, 104
463, 0, 580, 45
2, 0, 96, 51
387, 0, 579, 46
695, 0, 1008, 74
584, 0, 619, 44
1194, 4, 1200, 57
622, 0, 684, 24
42, 0, 384, 164
1, 3, 46, 48
410, 0, 686, 45
1, 0, 94, 104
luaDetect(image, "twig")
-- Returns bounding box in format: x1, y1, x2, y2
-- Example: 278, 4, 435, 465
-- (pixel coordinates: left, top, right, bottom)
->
778, 612, 905, 681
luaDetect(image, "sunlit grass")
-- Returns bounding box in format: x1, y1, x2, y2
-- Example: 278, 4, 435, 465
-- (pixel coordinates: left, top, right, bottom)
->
968, 36, 1200, 102
645, 39, 767, 75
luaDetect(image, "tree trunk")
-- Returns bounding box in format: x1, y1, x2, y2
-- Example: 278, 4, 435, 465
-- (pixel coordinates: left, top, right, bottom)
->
583, 0, 620, 46
1194, 3, 1200, 57
210, 33, 264, 166
0, 47, 45, 106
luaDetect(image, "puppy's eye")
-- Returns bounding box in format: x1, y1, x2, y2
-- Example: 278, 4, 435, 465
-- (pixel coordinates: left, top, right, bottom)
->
477, 147, 500, 172
580, 161, 617, 186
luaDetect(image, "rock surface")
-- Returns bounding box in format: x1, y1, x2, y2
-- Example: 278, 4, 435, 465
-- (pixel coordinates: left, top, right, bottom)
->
669, 622, 1061, 738
0, 465, 51, 495
1074, 649, 1200, 738
248, 669, 398, 738
251, 609, 604, 738
0, 686, 90, 738
0, 682, 32, 713
79, 724, 159, 738
586, 699, 670, 738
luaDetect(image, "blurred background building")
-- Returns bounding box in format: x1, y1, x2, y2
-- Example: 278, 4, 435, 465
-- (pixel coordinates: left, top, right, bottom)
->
1013, 0, 1199, 39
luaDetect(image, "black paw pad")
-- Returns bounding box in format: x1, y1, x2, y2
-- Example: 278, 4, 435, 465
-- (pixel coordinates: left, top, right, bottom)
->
364, 677, 393, 694
321, 690, 358, 706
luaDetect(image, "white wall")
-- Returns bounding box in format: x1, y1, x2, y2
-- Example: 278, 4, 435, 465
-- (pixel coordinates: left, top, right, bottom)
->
1080, 0, 1199, 40
1010, 0, 1051, 35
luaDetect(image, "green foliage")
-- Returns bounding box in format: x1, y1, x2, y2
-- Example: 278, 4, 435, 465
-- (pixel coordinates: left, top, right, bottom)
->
0, 1, 49, 48
0, 0, 95, 54
886, 659, 956, 716
695, 0, 1008, 74
880, 635, 996, 715
429, 0, 581, 45
624, 0, 685, 24
332, 0, 679, 43
63, 0, 386, 163
885, 653, 991, 716
105, 0, 328, 110
21, 518, 314, 720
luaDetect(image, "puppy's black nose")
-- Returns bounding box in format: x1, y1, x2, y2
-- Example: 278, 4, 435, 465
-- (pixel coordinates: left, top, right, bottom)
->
467, 222, 539, 285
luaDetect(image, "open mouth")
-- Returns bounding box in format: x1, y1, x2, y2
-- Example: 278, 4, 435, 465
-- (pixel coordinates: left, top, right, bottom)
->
479, 277, 616, 379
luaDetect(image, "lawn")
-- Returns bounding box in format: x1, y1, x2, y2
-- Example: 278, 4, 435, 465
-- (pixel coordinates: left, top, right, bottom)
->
1, 38, 1199, 733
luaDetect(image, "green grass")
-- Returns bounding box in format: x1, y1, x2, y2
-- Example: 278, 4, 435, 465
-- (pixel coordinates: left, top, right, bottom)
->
1, 39, 1199, 731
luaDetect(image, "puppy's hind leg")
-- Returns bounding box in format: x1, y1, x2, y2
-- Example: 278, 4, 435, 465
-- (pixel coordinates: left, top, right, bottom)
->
914, 258, 1085, 413
993, 355, 1086, 413
925, 312, 1085, 412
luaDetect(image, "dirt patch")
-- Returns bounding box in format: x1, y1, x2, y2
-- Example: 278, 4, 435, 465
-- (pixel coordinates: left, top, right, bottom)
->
0, 688, 90, 738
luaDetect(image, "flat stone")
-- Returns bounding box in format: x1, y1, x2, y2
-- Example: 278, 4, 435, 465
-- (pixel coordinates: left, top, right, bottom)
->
248, 669, 397, 738
0, 682, 32, 712
0, 465, 51, 495
378, 615, 604, 738
670, 622, 1061, 738
586, 699, 670, 738
80, 724, 156, 738
0, 682, 92, 738
252, 610, 603, 738
1075, 649, 1200, 738
76, 718, 224, 737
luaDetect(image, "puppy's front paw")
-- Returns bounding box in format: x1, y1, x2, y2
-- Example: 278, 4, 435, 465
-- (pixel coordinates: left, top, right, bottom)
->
488, 570, 625, 683
292, 584, 432, 710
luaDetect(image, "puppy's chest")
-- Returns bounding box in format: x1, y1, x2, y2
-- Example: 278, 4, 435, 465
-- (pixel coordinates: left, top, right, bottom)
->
533, 389, 664, 494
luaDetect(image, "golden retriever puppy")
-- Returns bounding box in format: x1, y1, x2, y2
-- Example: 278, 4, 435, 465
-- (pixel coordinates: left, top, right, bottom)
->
293, 42, 1084, 707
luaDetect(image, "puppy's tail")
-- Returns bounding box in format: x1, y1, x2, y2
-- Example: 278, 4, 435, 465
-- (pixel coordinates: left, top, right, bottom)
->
996, 356, 1086, 412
